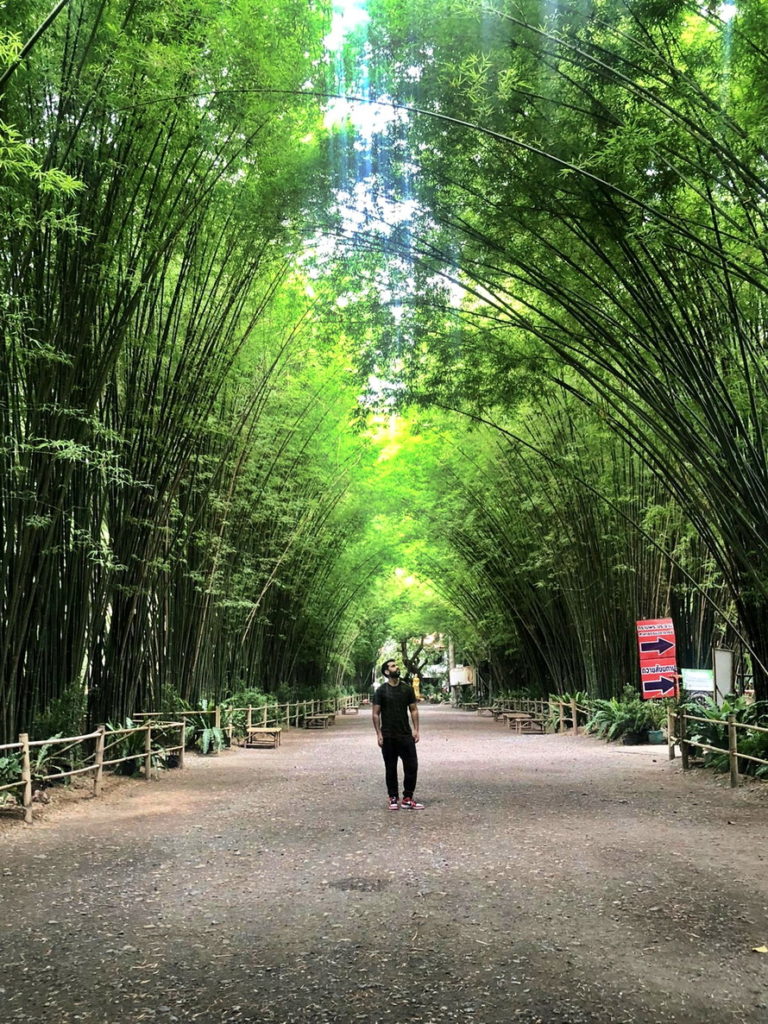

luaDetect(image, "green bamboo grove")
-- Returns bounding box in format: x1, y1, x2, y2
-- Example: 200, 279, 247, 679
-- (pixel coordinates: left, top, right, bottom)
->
2, 1, 767, 743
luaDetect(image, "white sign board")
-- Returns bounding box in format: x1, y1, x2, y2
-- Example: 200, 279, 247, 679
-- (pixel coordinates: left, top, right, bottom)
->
449, 665, 475, 687
713, 648, 733, 704
681, 668, 714, 701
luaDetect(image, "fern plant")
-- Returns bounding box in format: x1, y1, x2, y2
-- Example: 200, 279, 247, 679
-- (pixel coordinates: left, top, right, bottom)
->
684, 697, 768, 775
0, 753, 21, 787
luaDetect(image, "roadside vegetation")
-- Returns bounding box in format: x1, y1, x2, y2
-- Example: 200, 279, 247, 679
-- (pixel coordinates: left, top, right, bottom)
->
3, 2, 768, 748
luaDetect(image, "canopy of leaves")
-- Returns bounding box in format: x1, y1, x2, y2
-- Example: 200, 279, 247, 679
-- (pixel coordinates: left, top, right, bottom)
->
4, 0, 768, 742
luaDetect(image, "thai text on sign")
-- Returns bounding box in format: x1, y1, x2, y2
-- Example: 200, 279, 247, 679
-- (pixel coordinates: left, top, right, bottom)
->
636, 617, 678, 699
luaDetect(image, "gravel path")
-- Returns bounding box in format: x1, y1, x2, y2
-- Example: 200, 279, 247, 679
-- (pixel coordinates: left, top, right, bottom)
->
1, 705, 767, 1024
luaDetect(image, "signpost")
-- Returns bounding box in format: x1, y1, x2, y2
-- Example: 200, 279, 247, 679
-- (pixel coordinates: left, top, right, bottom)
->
681, 668, 714, 703
636, 618, 679, 699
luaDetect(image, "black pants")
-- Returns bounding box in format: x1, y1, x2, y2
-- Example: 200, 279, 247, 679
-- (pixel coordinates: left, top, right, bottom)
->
381, 736, 418, 798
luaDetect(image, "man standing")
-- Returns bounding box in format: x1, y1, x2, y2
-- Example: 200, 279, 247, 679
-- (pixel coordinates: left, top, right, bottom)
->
372, 658, 425, 810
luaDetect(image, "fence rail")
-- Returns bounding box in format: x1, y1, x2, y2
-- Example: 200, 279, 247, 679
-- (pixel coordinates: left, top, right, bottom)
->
667, 708, 768, 788
1, 695, 359, 824
0, 721, 186, 824
502, 699, 768, 790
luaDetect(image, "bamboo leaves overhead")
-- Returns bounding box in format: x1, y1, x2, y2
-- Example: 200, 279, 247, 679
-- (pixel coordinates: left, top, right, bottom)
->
0, 0, 386, 741
6, 0, 768, 742
345, 0, 768, 696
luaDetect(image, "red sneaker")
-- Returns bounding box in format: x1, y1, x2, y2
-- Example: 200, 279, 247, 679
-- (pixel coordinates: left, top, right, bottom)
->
388, 796, 400, 810
401, 797, 425, 809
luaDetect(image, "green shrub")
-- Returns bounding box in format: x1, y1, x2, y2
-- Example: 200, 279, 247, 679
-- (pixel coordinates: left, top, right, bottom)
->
684, 697, 768, 776
179, 700, 227, 754
32, 684, 87, 741
219, 689, 270, 738
0, 753, 21, 787
585, 688, 666, 741
105, 718, 148, 775
547, 691, 592, 731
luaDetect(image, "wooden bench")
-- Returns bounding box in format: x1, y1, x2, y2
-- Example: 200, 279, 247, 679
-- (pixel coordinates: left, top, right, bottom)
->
460, 702, 479, 711
341, 706, 360, 715
476, 706, 498, 716
505, 712, 548, 737
502, 712, 545, 735
245, 727, 282, 748
304, 713, 335, 729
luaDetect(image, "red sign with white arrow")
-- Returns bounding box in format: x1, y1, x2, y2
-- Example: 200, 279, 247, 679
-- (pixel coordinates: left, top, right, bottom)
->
636, 618, 679, 699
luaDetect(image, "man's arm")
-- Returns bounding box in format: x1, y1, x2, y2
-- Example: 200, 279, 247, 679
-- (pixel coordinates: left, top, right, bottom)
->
409, 702, 420, 743
372, 703, 383, 746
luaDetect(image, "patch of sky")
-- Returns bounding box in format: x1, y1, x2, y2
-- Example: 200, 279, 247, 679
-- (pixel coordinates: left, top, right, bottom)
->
709, 3, 736, 109
310, 0, 466, 403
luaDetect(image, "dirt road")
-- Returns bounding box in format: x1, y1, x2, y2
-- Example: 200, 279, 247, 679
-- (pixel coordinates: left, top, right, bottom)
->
1, 705, 767, 1023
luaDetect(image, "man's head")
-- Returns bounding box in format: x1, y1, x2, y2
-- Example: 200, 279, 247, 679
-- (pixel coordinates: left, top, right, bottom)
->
381, 659, 400, 678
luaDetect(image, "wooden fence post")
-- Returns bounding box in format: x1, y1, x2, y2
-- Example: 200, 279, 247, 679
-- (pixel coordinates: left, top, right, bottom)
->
570, 698, 579, 735
680, 710, 689, 770
728, 713, 740, 788
263, 705, 268, 727
144, 724, 152, 781
94, 726, 105, 797
179, 722, 186, 769
247, 705, 252, 733
558, 701, 565, 734
20, 733, 32, 825
667, 708, 676, 760
214, 706, 221, 731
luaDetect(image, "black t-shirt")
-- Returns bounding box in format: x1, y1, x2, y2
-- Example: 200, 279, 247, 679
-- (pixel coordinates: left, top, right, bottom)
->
373, 681, 416, 739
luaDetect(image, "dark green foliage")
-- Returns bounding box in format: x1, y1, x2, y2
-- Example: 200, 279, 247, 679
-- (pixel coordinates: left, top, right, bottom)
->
685, 698, 768, 777
586, 693, 666, 742
32, 685, 87, 743
345, 0, 768, 700
104, 720, 149, 776
8, 0, 768, 741
0, 754, 22, 787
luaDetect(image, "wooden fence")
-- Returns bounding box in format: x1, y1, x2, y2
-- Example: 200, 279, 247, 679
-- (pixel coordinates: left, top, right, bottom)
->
667, 708, 768, 788
480, 698, 584, 731
0, 721, 185, 824
505, 699, 768, 789
1, 695, 361, 824
134, 695, 359, 740
548, 699, 591, 734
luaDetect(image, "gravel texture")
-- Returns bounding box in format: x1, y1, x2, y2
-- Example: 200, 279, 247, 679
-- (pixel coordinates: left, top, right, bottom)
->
1, 705, 767, 1023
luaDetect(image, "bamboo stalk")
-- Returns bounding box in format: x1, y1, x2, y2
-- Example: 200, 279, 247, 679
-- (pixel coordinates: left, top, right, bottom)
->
728, 750, 768, 767
102, 752, 150, 769
728, 714, 740, 788
94, 725, 105, 796
34, 763, 97, 782
680, 711, 690, 771
144, 725, 152, 781
27, 729, 100, 748
20, 733, 32, 825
